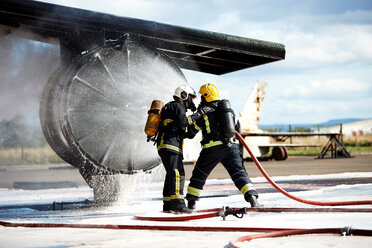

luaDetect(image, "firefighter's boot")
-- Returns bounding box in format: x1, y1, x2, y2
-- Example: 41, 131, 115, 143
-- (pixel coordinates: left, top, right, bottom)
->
245, 194, 260, 207
171, 200, 191, 214
187, 199, 196, 210
163, 201, 171, 212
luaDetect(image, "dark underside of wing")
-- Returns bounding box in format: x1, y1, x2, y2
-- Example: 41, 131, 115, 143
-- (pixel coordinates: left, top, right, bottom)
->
0, 0, 285, 75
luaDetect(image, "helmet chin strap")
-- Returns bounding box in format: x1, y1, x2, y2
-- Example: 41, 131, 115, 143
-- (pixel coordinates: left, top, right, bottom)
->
177, 98, 186, 108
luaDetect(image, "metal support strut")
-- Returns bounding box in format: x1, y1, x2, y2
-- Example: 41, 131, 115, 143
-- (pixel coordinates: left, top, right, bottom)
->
318, 134, 351, 159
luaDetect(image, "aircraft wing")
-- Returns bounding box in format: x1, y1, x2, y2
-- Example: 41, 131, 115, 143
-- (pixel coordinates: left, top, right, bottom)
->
241, 132, 340, 137
241, 131, 339, 143
0, 0, 285, 75
241, 131, 339, 141
256, 144, 320, 147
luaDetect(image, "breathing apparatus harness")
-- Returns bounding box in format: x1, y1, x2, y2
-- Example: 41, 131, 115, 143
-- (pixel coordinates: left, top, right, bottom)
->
197, 98, 236, 147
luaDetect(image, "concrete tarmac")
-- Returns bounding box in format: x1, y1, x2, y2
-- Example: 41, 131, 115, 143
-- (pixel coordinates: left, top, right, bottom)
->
1, 155, 371, 248
0, 154, 371, 189
185, 154, 372, 179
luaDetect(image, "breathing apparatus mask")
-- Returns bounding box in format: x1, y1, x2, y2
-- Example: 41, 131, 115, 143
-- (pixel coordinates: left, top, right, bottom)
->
173, 85, 197, 111
187, 94, 197, 112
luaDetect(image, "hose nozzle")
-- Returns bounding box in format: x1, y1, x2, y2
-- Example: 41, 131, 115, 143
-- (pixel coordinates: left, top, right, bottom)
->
217, 206, 248, 220
339, 226, 354, 236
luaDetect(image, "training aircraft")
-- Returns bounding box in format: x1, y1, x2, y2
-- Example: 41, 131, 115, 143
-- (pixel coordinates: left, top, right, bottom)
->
185, 81, 350, 162
0, 0, 285, 201
236, 82, 349, 161
238, 81, 290, 161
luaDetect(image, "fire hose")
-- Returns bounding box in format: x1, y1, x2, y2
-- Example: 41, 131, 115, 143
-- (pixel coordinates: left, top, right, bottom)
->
1, 219, 371, 248
228, 227, 372, 248
134, 206, 372, 222
0, 220, 290, 232
227, 131, 372, 247
235, 131, 372, 206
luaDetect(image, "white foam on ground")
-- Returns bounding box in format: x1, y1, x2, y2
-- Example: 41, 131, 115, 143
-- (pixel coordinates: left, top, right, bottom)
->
1, 173, 372, 248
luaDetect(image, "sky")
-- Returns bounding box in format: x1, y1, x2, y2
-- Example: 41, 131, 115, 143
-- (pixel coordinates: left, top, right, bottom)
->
39, 0, 372, 125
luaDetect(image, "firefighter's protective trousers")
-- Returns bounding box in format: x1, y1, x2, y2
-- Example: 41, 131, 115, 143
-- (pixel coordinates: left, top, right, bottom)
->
158, 150, 186, 208
186, 143, 258, 201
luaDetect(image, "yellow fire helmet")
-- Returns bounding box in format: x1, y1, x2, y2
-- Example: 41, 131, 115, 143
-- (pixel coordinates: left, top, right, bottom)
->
199, 83, 220, 102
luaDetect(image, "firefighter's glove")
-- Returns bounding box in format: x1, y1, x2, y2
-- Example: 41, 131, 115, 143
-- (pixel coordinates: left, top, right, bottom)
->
190, 104, 196, 112
199, 106, 214, 115
184, 131, 196, 139
191, 106, 214, 121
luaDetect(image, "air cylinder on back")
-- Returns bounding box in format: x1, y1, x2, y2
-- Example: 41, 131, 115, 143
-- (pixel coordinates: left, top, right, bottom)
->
218, 99, 235, 140
145, 100, 164, 140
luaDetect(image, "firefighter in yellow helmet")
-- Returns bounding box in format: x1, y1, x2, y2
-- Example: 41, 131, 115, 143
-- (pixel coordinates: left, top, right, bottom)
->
186, 83, 259, 209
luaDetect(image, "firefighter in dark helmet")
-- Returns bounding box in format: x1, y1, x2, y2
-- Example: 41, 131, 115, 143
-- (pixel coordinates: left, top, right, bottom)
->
185, 83, 260, 210
157, 84, 198, 213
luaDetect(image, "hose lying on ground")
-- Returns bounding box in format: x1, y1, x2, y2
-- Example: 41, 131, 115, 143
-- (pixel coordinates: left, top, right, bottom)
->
235, 131, 372, 206
0, 220, 301, 232
228, 227, 372, 248
134, 206, 372, 222
1, 220, 371, 248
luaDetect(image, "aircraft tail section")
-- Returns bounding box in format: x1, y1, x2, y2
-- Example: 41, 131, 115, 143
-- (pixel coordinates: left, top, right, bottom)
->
239, 81, 267, 132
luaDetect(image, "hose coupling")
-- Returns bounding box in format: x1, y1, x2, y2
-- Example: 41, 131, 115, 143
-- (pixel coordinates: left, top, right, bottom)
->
218, 206, 248, 220
339, 226, 354, 236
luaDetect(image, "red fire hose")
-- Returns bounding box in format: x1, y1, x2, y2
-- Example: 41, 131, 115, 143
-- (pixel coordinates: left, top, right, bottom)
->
228, 227, 372, 248
1, 220, 371, 248
135, 210, 219, 221
1, 220, 371, 238
235, 131, 372, 206
226, 132, 372, 247
0, 220, 296, 232
134, 206, 372, 222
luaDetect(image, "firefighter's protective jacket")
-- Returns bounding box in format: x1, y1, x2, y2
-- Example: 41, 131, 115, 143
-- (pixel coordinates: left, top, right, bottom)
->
188, 100, 238, 148
156, 100, 193, 154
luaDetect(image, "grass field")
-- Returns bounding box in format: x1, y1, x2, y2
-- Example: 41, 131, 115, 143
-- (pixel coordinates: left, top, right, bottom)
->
1, 135, 371, 165
287, 134, 372, 156
0, 145, 64, 165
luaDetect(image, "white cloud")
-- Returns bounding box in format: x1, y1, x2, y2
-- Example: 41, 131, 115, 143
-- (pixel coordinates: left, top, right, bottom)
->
206, 9, 372, 70
285, 24, 372, 68
40, 0, 205, 26
39, 0, 173, 22
282, 79, 370, 99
